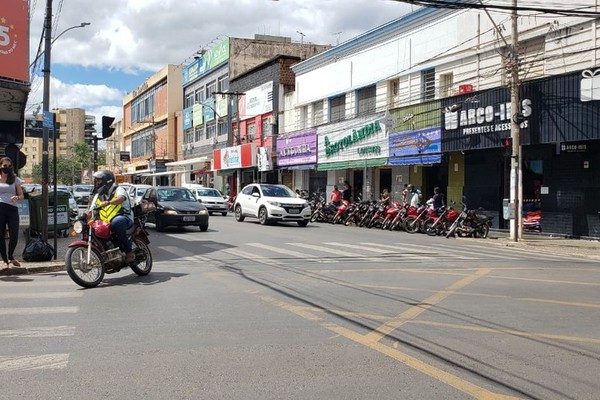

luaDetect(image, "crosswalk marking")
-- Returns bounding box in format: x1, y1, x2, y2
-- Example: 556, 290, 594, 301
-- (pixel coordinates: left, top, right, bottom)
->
0, 326, 75, 338
0, 292, 83, 300
0, 306, 79, 316
324, 242, 444, 261
360, 242, 506, 260
247, 243, 334, 263
0, 354, 69, 371
220, 247, 279, 267
288, 242, 379, 262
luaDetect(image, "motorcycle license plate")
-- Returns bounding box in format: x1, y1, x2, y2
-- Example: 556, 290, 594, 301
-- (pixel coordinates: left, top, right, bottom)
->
183, 216, 196, 221
289, 209, 300, 214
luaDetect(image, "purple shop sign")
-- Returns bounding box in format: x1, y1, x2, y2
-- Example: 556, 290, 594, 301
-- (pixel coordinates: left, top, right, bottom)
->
276, 129, 317, 167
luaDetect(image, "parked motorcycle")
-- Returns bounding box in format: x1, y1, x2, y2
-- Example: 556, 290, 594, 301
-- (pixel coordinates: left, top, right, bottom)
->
424, 205, 460, 236
381, 201, 402, 230
332, 200, 351, 224
366, 201, 388, 229
343, 201, 370, 226
445, 205, 493, 238
65, 203, 152, 288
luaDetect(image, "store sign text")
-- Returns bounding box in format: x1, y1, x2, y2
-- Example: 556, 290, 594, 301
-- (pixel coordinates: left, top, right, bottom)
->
324, 121, 382, 157
444, 99, 532, 134
280, 144, 311, 157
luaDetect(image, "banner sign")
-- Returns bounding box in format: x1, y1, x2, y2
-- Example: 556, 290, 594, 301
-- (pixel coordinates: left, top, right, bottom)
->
183, 106, 193, 130
213, 144, 257, 170
241, 81, 273, 120
276, 129, 317, 167
119, 151, 131, 162
215, 93, 228, 118
0, 0, 29, 82
257, 147, 273, 172
317, 115, 390, 165
203, 97, 215, 122
181, 38, 229, 85
389, 127, 441, 157
192, 103, 203, 127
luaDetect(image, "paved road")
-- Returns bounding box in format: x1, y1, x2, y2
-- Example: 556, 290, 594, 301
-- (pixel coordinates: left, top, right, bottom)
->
1, 216, 599, 399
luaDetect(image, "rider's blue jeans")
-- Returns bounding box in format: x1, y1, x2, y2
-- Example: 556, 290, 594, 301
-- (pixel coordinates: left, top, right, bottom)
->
110, 215, 133, 254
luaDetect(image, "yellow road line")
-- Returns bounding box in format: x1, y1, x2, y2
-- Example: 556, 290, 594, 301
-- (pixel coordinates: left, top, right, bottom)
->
324, 323, 522, 400
364, 268, 492, 343
408, 320, 600, 344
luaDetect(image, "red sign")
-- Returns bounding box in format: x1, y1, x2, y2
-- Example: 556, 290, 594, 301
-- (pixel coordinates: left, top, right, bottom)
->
0, 0, 29, 82
213, 144, 256, 170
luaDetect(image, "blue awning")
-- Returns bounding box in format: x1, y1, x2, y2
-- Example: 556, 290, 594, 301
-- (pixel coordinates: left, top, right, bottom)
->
389, 154, 442, 165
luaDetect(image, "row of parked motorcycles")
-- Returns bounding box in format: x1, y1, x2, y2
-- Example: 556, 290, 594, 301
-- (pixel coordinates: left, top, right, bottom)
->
308, 195, 493, 239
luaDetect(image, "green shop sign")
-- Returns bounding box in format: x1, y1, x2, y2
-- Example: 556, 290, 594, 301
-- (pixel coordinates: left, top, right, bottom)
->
324, 120, 382, 157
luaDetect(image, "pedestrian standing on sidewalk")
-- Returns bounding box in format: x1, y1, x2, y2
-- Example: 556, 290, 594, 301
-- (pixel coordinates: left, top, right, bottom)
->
0, 157, 24, 270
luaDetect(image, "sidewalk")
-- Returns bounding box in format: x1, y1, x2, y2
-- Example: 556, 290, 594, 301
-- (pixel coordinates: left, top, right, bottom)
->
1, 228, 73, 276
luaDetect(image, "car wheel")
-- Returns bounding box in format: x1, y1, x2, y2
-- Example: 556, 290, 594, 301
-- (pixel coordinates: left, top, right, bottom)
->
199, 224, 209, 232
155, 215, 166, 232
221, 212, 227, 216
235, 205, 245, 222
258, 207, 269, 225
297, 220, 309, 227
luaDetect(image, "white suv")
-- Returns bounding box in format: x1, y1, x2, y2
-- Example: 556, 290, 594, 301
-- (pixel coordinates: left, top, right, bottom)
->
234, 184, 311, 226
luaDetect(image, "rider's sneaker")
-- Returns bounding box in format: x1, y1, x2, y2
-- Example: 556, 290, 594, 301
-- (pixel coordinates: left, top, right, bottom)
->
125, 252, 135, 263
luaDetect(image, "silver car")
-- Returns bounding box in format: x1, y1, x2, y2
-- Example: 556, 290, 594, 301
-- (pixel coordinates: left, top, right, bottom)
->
189, 187, 228, 216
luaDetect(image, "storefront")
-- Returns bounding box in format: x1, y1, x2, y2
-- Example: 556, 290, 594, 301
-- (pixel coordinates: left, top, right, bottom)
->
317, 115, 390, 201
276, 128, 325, 195
213, 143, 257, 195
441, 68, 600, 237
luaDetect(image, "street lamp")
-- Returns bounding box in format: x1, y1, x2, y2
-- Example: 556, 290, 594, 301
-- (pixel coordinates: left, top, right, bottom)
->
30, 22, 91, 69
40, 0, 91, 242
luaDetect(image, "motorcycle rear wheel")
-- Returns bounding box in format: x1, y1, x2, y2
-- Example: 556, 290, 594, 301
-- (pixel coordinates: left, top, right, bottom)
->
474, 224, 490, 239
65, 246, 104, 288
424, 219, 441, 236
130, 238, 152, 276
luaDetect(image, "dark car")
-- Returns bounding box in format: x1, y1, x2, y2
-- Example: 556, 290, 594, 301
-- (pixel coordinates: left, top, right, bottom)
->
141, 186, 209, 232
72, 184, 93, 206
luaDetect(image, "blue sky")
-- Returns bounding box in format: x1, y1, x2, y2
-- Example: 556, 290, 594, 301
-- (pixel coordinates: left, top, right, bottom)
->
26, 0, 416, 133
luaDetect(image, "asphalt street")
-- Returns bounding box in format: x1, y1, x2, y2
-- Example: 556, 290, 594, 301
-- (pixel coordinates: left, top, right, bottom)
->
1, 216, 599, 399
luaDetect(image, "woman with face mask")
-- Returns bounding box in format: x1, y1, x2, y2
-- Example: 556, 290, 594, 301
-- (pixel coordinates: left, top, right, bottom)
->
0, 157, 24, 270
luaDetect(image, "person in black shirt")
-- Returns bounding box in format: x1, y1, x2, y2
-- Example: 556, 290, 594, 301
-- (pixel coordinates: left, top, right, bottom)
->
342, 180, 352, 202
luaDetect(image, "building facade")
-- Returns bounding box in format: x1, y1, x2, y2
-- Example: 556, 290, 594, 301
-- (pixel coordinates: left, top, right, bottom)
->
283, 2, 600, 237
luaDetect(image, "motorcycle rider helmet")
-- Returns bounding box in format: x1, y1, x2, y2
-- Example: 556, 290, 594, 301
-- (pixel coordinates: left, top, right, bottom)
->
93, 170, 116, 197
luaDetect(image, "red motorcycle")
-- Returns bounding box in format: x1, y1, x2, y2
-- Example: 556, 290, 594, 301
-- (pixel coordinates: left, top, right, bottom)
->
332, 200, 351, 224
381, 201, 402, 230
424, 206, 460, 236
403, 204, 435, 234
65, 205, 152, 288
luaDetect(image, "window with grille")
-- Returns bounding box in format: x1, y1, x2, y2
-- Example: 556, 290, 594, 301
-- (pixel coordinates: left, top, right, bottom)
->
312, 101, 323, 126
356, 85, 376, 116
329, 94, 345, 123
439, 73, 453, 98
206, 122, 216, 139
247, 123, 256, 140
218, 75, 229, 92
262, 117, 271, 137
421, 68, 435, 101
218, 119, 229, 136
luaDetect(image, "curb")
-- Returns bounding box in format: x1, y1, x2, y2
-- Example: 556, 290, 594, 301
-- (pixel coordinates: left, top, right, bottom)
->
0, 263, 64, 276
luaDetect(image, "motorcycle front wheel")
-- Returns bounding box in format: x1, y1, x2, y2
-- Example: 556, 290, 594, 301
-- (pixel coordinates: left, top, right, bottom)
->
65, 246, 104, 288
130, 238, 152, 276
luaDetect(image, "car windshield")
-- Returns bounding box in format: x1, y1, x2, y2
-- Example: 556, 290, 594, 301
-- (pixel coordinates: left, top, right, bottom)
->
198, 189, 221, 197
157, 188, 196, 202
261, 185, 295, 198
74, 185, 92, 193
136, 188, 149, 196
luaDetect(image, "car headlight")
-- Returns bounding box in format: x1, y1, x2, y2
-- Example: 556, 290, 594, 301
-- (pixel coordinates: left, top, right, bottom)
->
303, 202, 309, 209
199, 209, 208, 215
73, 220, 84, 233
164, 209, 177, 215
267, 200, 282, 207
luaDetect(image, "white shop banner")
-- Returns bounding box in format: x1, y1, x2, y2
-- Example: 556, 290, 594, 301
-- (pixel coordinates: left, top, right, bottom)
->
243, 81, 273, 119
317, 115, 390, 164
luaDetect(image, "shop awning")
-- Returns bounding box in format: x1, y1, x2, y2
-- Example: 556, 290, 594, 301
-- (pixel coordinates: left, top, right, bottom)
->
122, 169, 152, 176
165, 156, 209, 167
279, 164, 316, 171
318, 158, 387, 171
141, 170, 192, 177
389, 154, 442, 166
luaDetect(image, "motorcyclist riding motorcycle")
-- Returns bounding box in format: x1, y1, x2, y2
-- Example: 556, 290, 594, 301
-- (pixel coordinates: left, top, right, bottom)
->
90, 170, 135, 263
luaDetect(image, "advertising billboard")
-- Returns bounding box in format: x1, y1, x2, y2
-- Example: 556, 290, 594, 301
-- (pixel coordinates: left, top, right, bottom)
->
0, 0, 29, 82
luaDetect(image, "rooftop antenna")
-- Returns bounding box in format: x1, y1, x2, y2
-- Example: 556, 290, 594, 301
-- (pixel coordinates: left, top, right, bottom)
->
296, 31, 305, 44
332, 32, 342, 45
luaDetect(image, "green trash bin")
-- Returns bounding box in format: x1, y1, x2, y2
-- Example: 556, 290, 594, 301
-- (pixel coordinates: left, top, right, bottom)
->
28, 191, 72, 237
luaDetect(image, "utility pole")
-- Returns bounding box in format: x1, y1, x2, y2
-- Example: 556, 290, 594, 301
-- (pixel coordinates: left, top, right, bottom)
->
510, 0, 521, 242
40, 0, 53, 241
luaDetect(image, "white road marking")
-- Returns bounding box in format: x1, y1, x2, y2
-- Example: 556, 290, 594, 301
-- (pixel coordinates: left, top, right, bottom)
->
0, 326, 75, 338
0, 354, 69, 371
0, 306, 79, 316
324, 242, 446, 261
0, 292, 83, 300
246, 243, 334, 263
288, 242, 379, 262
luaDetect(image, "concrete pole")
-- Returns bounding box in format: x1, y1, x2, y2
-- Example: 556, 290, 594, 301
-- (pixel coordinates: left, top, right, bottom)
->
41, 0, 52, 241
510, 0, 521, 241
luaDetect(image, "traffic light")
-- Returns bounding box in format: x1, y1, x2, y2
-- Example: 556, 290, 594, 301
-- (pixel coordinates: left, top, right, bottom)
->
502, 137, 512, 156
102, 116, 115, 139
